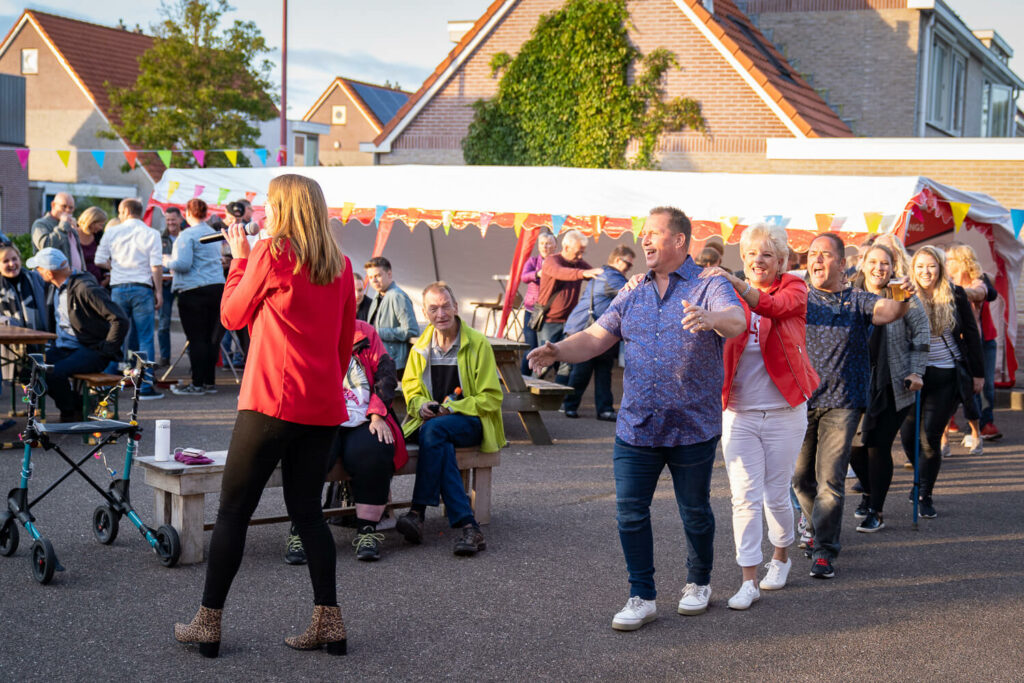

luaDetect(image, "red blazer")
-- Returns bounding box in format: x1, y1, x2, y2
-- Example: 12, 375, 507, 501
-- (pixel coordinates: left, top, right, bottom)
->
722, 273, 819, 409
222, 240, 356, 426
351, 320, 408, 470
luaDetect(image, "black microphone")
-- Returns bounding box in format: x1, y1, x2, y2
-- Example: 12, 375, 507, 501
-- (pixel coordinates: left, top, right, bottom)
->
199, 223, 261, 244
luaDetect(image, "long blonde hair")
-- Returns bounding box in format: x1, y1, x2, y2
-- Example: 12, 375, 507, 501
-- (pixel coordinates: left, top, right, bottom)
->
911, 245, 955, 335
945, 243, 982, 283
871, 233, 911, 278
265, 174, 343, 286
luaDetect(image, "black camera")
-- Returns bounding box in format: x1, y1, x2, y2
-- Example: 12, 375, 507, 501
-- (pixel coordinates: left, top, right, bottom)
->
226, 202, 246, 219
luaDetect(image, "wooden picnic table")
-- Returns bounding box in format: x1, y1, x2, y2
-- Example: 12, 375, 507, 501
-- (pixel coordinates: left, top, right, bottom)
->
0, 325, 57, 420
486, 337, 570, 445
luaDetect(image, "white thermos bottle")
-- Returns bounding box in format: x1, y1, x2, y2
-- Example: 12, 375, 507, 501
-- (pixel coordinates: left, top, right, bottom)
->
154, 420, 171, 462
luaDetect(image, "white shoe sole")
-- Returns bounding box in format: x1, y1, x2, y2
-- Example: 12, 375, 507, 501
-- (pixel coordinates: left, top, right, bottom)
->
611, 614, 656, 631
677, 603, 708, 616
759, 582, 786, 591
727, 596, 759, 610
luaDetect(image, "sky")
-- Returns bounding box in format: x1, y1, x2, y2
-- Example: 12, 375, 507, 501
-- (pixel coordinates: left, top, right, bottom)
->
1, 0, 1021, 117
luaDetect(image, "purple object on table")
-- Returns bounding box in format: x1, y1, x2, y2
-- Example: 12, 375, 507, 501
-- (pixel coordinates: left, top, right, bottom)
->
174, 448, 214, 465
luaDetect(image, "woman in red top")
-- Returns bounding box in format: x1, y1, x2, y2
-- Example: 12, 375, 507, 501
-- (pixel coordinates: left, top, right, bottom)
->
702, 222, 819, 611
175, 174, 356, 658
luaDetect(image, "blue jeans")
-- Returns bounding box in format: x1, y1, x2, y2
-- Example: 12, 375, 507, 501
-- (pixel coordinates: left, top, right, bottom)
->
45, 344, 106, 414
158, 282, 175, 362
535, 321, 565, 378
613, 436, 718, 599
410, 414, 483, 527
974, 339, 997, 427
111, 283, 156, 389
520, 310, 538, 375
562, 343, 618, 414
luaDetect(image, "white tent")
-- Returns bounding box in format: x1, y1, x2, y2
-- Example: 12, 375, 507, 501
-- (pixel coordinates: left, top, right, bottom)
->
146, 165, 1023, 383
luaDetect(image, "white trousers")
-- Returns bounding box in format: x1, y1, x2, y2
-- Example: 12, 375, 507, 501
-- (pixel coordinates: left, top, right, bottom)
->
721, 403, 808, 567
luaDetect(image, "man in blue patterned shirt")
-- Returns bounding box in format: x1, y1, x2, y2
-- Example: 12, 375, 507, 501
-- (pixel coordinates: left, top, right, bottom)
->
797, 233, 912, 580
529, 207, 744, 631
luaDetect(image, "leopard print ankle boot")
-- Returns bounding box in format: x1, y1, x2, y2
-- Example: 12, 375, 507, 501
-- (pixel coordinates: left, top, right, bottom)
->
174, 606, 222, 658
285, 605, 347, 655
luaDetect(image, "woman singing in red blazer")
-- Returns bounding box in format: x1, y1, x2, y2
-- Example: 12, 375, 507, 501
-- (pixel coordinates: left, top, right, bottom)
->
175, 174, 356, 658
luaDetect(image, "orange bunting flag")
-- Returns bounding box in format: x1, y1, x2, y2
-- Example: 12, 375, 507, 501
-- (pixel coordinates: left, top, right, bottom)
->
479, 212, 494, 239
592, 216, 603, 243
950, 201, 970, 233
341, 202, 355, 223
814, 214, 834, 233
123, 151, 138, 169
719, 216, 739, 242
56, 150, 71, 167
167, 181, 180, 200
514, 212, 527, 239
864, 212, 883, 234
631, 216, 645, 243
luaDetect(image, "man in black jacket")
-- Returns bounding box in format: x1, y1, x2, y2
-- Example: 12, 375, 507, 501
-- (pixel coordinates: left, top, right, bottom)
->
27, 247, 129, 422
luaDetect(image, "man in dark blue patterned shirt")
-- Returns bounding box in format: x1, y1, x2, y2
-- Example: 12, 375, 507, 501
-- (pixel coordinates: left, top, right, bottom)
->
529, 207, 744, 631
797, 233, 912, 580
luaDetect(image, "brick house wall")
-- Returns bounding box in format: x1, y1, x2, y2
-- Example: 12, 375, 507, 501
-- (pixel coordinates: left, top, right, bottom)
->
305, 84, 381, 166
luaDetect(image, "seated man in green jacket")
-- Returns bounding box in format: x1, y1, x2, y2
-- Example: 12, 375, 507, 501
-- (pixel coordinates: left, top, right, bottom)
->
397, 282, 505, 556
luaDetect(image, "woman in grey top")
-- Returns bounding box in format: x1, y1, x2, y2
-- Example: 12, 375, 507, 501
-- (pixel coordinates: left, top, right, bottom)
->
848, 244, 930, 532
164, 198, 226, 395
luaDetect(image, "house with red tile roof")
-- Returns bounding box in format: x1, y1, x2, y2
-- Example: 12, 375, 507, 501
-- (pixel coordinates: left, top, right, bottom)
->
360, 0, 853, 167
0, 10, 160, 216
302, 77, 411, 166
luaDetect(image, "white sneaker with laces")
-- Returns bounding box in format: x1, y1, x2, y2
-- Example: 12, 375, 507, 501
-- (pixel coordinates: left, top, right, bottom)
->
962, 434, 983, 455
611, 596, 657, 631
677, 583, 711, 615
727, 580, 760, 610
759, 558, 792, 591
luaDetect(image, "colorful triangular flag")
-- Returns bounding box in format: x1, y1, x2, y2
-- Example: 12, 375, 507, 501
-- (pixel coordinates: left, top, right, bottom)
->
192, 150, 206, 167
374, 205, 388, 225
123, 151, 137, 169
167, 181, 180, 200
829, 216, 847, 231
950, 201, 970, 233
277, 150, 286, 166
56, 150, 71, 167
864, 212, 883, 234
341, 202, 355, 223
15, 148, 28, 169
217, 188, 230, 204
513, 213, 527, 239
631, 216, 645, 243
720, 216, 739, 242
814, 214, 834, 233
592, 216, 604, 243
192, 184, 205, 199
254, 148, 269, 166
245, 191, 257, 203
224, 150, 238, 167
764, 215, 783, 227
442, 211, 453, 235
157, 150, 173, 167
1010, 209, 1024, 240
90, 150, 105, 167
879, 214, 898, 233
551, 214, 566, 237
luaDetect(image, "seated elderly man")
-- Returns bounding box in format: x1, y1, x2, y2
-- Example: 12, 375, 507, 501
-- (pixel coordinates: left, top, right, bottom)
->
27, 248, 128, 422
396, 282, 505, 556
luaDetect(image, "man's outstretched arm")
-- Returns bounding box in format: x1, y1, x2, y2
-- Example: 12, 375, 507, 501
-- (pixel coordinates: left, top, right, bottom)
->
527, 323, 619, 373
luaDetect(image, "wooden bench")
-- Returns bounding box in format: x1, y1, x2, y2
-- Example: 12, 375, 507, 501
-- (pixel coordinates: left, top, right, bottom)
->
72, 372, 124, 419
136, 445, 499, 565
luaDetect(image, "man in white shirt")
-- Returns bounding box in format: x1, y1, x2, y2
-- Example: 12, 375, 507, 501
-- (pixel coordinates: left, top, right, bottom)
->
95, 198, 164, 399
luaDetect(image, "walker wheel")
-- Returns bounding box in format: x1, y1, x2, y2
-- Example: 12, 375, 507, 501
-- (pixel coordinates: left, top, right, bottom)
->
31, 538, 56, 584
92, 505, 119, 545
0, 520, 18, 557
155, 525, 180, 568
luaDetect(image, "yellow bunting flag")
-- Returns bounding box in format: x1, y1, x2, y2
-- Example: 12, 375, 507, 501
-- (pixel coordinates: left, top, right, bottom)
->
442, 211, 453, 235
341, 202, 355, 223
514, 212, 527, 239
631, 216, 645, 243
864, 212, 884, 234
720, 216, 739, 242
224, 150, 238, 167
814, 214, 834, 233
167, 181, 180, 200
57, 150, 71, 167
950, 201, 970, 233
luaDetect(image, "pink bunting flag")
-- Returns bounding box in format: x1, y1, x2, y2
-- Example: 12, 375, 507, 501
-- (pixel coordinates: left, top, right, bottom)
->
193, 150, 206, 167
192, 184, 205, 199
16, 148, 29, 169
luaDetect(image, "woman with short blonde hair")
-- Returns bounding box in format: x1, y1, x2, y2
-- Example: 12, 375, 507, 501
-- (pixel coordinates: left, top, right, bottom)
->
75, 206, 107, 283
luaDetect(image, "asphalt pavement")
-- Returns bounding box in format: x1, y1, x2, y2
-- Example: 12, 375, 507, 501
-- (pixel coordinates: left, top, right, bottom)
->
1, 349, 1022, 682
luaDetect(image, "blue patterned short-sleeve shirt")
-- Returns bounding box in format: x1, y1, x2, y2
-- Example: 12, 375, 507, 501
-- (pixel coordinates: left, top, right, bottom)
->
805, 286, 878, 410
597, 257, 741, 448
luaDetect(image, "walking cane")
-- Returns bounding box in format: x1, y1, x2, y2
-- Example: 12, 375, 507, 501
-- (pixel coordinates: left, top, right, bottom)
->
912, 389, 921, 531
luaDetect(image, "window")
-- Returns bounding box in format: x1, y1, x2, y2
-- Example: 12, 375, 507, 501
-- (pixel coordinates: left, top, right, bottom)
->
981, 80, 1014, 137
331, 105, 347, 125
928, 38, 966, 134
20, 48, 38, 74
293, 134, 305, 160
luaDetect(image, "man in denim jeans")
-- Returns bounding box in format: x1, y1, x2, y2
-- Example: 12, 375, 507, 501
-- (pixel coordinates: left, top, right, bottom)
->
797, 233, 911, 578
95, 198, 164, 399
530, 207, 744, 631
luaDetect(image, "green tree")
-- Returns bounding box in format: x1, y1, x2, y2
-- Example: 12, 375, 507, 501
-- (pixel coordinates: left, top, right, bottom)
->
462, 0, 705, 169
105, 0, 277, 168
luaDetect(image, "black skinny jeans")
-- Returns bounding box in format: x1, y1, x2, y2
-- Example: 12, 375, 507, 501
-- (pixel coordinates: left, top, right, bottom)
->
330, 421, 395, 505
203, 410, 339, 609
177, 283, 225, 387
849, 391, 911, 513
899, 366, 957, 499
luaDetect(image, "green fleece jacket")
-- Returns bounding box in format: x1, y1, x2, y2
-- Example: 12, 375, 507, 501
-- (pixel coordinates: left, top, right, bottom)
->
401, 320, 506, 453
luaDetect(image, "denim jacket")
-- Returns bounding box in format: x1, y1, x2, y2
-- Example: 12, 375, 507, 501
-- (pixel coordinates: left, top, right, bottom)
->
165, 222, 226, 293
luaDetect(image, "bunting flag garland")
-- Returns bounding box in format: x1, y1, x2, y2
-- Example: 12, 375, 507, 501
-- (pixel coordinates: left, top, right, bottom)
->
1011, 209, 1024, 240
123, 150, 138, 169
245, 191, 257, 203
950, 201, 970, 233
551, 214, 566, 237
192, 184, 205, 199
764, 215, 784, 227
829, 216, 847, 231
16, 148, 29, 169
720, 216, 739, 242
57, 150, 71, 167
814, 213, 834, 233
442, 210, 453, 235
254, 148, 269, 166
224, 150, 238, 167
90, 150, 105, 167
513, 212, 527, 239
631, 216, 645, 243
341, 202, 355, 223
217, 188, 230, 204
193, 150, 206, 167
157, 150, 173, 167
167, 181, 180, 199
864, 212, 883, 234
374, 205, 388, 225
879, 214, 898, 234
592, 216, 603, 243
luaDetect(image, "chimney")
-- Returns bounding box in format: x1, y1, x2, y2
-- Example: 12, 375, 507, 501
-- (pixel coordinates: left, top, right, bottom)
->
702, 0, 714, 13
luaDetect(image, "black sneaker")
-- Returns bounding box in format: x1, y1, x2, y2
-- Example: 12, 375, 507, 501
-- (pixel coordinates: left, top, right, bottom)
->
856, 511, 885, 533
396, 510, 424, 545
802, 537, 817, 559
284, 527, 307, 565
809, 556, 835, 579
453, 524, 486, 556
564, 409, 579, 419
597, 411, 617, 422
854, 495, 870, 520
353, 526, 383, 561
919, 496, 937, 519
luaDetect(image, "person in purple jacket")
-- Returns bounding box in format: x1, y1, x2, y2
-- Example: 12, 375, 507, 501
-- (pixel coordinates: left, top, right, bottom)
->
519, 231, 557, 374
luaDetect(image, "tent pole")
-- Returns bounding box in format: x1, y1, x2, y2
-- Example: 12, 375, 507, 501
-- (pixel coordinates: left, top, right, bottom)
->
428, 226, 441, 281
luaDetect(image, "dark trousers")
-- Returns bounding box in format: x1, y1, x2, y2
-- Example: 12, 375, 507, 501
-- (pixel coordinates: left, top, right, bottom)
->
562, 343, 618, 414
849, 398, 911, 513
535, 321, 565, 378
520, 310, 538, 375
203, 410, 339, 609
613, 436, 718, 599
45, 345, 106, 415
330, 422, 395, 505
794, 407, 862, 560
177, 284, 225, 387
900, 366, 957, 498
408, 414, 482, 527
158, 282, 175, 362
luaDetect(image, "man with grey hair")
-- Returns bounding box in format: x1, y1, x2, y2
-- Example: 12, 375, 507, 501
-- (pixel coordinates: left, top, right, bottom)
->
534, 229, 603, 376
32, 192, 86, 271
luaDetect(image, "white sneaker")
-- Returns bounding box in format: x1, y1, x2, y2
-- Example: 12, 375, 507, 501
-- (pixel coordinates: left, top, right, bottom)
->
677, 583, 711, 615
727, 580, 760, 610
962, 434, 983, 455
611, 596, 657, 631
759, 558, 792, 591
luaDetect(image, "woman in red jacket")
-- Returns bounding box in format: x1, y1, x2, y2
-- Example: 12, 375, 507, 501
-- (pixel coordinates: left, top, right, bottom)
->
702, 222, 819, 611
174, 174, 356, 658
